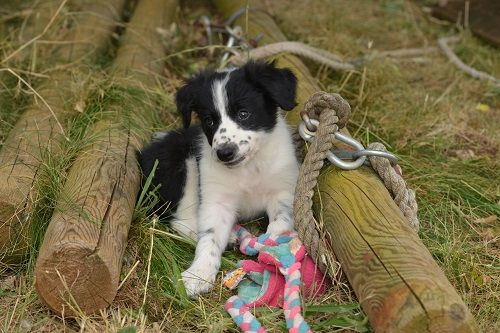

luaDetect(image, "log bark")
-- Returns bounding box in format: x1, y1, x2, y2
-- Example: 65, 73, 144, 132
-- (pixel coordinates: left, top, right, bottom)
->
213, 1, 478, 332
34, 0, 178, 316
0, 0, 127, 264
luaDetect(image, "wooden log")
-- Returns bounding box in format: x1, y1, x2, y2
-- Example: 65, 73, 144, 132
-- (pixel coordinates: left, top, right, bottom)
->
432, 0, 500, 47
34, 0, 178, 316
0, 0, 127, 265
0, 0, 64, 263
212, 1, 478, 332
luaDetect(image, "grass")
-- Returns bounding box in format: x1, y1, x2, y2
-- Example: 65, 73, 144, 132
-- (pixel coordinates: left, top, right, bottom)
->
1, 0, 499, 332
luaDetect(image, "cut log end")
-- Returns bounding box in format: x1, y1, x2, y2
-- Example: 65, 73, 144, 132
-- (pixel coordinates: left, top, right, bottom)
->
376, 282, 477, 333
35, 246, 115, 316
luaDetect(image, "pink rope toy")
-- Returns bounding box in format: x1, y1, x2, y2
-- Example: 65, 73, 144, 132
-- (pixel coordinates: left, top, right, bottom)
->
223, 225, 328, 333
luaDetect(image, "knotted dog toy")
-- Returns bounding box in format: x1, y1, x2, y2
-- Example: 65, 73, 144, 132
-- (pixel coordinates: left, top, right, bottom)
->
224, 225, 327, 333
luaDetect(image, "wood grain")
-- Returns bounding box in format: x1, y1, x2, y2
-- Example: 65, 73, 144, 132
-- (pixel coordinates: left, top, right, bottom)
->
0, 0, 128, 264
318, 168, 477, 332
35, 0, 178, 315
432, 0, 500, 47
212, 1, 478, 331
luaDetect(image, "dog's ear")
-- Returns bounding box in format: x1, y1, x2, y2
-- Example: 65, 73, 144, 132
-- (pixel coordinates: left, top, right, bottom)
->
244, 60, 297, 111
175, 83, 195, 128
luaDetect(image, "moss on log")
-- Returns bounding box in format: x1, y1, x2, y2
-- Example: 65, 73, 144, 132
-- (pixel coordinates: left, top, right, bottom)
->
0, 0, 127, 265
213, 1, 478, 332
34, 0, 178, 316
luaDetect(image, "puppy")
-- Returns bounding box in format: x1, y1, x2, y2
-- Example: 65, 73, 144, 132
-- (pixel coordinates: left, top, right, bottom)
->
138, 60, 299, 296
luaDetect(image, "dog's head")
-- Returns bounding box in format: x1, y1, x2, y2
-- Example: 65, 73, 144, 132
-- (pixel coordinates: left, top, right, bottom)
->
175, 60, 297, 167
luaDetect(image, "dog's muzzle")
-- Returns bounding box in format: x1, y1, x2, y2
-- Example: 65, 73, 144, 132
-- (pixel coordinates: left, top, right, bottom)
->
215, 143, 244, 166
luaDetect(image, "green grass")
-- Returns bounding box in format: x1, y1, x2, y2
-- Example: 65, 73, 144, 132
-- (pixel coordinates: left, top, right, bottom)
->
1, 0, 499, 332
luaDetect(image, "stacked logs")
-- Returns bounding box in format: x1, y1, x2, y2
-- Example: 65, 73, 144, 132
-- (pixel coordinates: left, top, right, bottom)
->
0, 0, 127, 264
33, 0, 178, 315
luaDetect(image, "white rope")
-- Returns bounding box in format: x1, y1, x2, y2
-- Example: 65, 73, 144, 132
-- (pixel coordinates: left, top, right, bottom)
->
227, 34, 499, 86
229, 41, 355, 71
438, 36, 500, 86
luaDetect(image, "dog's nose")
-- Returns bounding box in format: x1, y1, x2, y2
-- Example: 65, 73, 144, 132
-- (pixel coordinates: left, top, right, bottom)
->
216, 143, 238, 162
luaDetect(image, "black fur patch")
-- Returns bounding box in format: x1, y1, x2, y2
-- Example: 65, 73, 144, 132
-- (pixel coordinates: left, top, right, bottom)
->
138, 126, 202, 216
139, 61, 298, 222
223, 61, 297, 132
175, 60, 298, 143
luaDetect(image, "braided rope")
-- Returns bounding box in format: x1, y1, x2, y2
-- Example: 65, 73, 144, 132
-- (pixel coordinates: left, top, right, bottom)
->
282, 262, 312, 333
225, 296, 266, 333
225, 225, 317, 333
229, 41, 354, 71
293, 92, 351, 276
293, 92, 420, 279
366, 143, 419, 231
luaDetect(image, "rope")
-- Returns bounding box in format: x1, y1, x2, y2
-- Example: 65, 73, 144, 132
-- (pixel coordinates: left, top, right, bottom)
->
366, 143, 419, 231
437, 36, 500, 86
293, 92, 420, 277
223, 225, 325, 333
226, 32, 499, 86
229, 41, 355, 71
292, 92, 351, 276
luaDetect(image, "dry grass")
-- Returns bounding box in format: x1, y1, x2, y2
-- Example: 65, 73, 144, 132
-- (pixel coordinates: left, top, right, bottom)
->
1, 0, 499, 332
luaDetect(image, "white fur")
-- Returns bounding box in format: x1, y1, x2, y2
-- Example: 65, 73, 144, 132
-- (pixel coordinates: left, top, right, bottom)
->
211, 73, 260, 166
212, 74, 231, 117
170, 157, 199, 241
181, 116, 298, 296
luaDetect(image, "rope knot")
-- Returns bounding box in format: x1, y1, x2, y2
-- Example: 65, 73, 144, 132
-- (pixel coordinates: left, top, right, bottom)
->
366, 142, 420, 231
293, 92, 352, 277
303, 91, 351, 129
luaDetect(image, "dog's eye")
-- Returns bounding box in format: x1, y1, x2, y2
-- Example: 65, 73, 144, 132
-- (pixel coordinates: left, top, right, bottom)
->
204, 116, 214, 127
237, 109, 250, 120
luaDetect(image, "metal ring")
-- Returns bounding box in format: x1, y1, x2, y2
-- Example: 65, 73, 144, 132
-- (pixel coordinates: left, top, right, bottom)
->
334, 132, 365, 151
352, 149, 398, 164
326, 151, 366, 170
298, 119, 320, 142
326, 132, 367, 170
300, 112, 318, 132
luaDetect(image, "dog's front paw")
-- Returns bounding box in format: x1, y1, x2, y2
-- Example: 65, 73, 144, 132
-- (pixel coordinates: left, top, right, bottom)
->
266, 219, 294, 236
181, 265, 216, 297
226, 228, 239, 250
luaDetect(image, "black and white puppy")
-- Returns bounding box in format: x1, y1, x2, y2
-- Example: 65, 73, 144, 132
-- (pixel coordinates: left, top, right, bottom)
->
138, 60, 299, 296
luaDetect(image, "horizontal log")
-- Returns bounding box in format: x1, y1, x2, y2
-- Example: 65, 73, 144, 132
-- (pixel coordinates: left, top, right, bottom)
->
212, 1, 478, 332
0, 0, 127, 265
34, 0, 178, 315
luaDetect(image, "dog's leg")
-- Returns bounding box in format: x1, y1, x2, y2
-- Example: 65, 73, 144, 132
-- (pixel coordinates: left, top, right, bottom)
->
226, 227, 239, 249
266, 192, 295, 235
170, 158, 198, 241
181, 197, 236, 297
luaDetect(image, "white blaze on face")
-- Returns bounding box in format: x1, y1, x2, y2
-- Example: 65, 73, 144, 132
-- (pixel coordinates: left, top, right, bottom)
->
212, 73, 231, 119
211, 72, 258, 164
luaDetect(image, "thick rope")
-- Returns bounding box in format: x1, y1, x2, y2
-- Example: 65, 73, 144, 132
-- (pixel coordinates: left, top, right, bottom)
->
292, 92, 351, 276
437, 36, 500, 86
226, 33, 499, 85
366, 143, 419, 231
224, 225, 324, 333
293, 92, 420, 278
229, 41, 355, 71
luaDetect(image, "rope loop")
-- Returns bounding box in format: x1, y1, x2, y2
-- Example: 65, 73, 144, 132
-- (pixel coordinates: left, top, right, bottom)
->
293, 91, 351, 277
293, 92, 419, 279
303, 91, 351, 129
